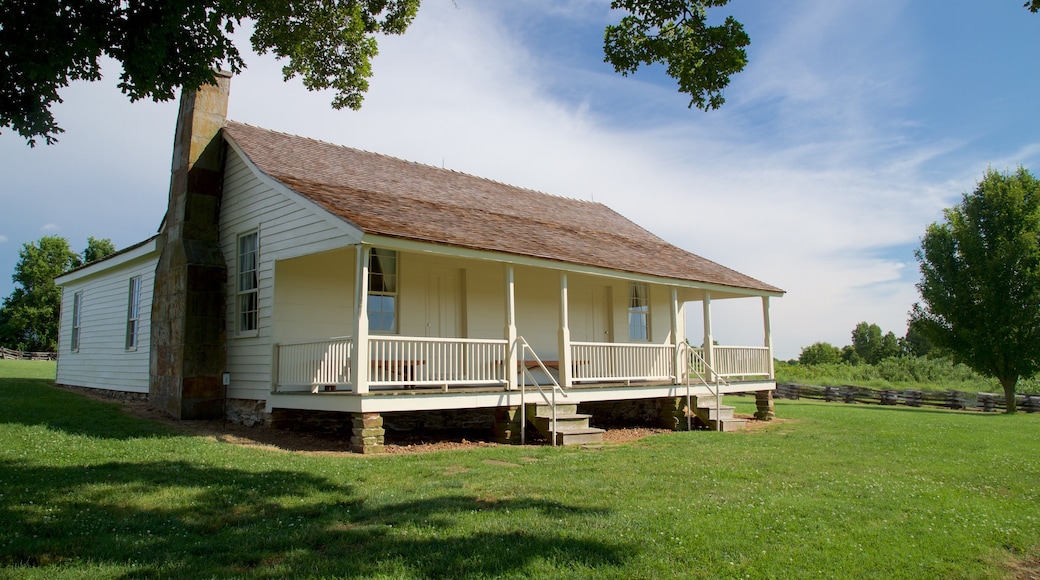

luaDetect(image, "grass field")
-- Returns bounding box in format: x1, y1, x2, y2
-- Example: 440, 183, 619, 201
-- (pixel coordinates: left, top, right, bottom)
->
1, 360, 1038, 578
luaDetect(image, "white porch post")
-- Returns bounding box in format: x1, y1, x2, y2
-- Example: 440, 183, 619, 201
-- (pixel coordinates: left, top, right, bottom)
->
505, 265, 518, 390
351, 244, 371, 394
763, 296, 775, 379
558, 272, 573, 388
671, 287, 682, 384
703, 291, 714, 381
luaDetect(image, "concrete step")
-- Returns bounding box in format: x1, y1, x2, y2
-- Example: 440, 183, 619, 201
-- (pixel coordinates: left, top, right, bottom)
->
552, 426, 605, 446
530, 414, 592, 433
696, 416, 747, 432
526, 403, 578, 418
530, 412, 594, 424
525, 404, 604, 445
693, 395, 723, 408
694, 404, 736, 421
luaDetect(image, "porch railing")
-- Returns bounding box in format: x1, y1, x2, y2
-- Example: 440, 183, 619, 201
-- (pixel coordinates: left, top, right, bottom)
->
274, 337, 353, 392
706, 345, 772, 378
273, 336, 772, 393
368, 336, 509, 388
570, 342, 675, 383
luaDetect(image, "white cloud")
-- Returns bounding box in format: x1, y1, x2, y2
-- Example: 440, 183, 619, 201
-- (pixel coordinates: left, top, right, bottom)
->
41, 224, 60, 233
2, 0, 1036, 360
220, 1, 1004, 358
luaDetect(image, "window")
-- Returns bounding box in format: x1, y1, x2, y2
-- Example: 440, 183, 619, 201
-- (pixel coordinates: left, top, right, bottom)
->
628, 282, 650, 341
368, 248, 398, 333
237, 231, 259, 333
71, 291, 83, 351
125, 276, 142, 349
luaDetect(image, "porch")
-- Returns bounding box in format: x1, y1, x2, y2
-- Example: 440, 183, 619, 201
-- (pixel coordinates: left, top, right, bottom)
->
255, 246, 779, 417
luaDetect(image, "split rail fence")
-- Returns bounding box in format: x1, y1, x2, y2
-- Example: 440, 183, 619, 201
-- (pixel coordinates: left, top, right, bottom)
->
772, 382, 1040, 413
0, 347, 57, 361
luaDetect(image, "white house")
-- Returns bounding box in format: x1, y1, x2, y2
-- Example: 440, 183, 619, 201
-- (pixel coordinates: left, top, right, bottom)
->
55, 237, 159, 392
56, 75, 784, 452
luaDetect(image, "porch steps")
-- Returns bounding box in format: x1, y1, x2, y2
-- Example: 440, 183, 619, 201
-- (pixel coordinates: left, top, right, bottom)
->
525, 403, 605, 446
692, 395, 747, 432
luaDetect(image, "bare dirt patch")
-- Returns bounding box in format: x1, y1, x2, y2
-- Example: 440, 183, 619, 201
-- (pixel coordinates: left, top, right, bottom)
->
58, 384, 780, 455
736, 413, 792, 431
1004, 548, 1040, 580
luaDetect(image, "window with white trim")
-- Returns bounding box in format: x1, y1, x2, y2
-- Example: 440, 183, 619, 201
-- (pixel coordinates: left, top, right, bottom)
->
125, 276, 142, 349
628, 282, 650, 341
237, 231, 259, 333
71, 291, 83, 351
368, 248, 398, 333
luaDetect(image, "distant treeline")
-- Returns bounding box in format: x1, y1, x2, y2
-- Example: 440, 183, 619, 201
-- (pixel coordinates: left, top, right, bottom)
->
773, 356, 1033, 394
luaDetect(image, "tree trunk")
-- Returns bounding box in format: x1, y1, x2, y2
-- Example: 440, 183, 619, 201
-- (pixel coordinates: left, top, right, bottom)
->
1000, 376, 1018, 414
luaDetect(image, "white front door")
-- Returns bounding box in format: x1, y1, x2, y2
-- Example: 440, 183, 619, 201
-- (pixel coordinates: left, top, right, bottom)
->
577, 283, 612, 343
426, 266, 464, 338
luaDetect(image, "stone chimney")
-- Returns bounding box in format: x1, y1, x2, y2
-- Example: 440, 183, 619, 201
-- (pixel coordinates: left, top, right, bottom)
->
149, 72, 231, 419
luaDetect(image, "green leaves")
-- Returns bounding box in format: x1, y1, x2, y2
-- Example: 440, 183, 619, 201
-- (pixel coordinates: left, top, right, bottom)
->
850, 322, 900, 365
0, 0, 419, 145
798, 341, 842, 365
249, 0, 419, 111
913, 167, 1040, 412
0, 235, 114, 352
604, 0, 749, 110
0, 236, 79, 351
6, 2, 1040, 145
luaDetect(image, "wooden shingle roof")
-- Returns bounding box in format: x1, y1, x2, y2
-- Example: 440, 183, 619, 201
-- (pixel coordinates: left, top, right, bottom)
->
222, 121, 782, 294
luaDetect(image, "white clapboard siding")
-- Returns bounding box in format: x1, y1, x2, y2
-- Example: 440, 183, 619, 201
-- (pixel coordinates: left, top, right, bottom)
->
219, 147, 362, 400
55, 248, 158, 393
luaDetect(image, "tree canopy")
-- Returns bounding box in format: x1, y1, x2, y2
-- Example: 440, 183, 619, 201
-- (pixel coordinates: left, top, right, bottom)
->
899, 317, 933, 358
0, 235, 115, 352
912, 167, 1040, 413
795, 322, 905, 367
1, 0, 421, 146
798, 341, 841, 366
603, 0, 748, 111
1, 0, 751, 146
850, 321, 899, 365
83, 236, 117, 264
6, 2, 1040, 146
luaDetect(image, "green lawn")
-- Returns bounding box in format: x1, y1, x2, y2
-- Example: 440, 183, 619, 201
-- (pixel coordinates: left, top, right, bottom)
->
1, 361, 1038, 578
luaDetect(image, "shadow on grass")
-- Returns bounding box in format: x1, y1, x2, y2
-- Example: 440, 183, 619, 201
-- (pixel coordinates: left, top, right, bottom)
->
0, 459, 630, 577
0, 378, 634, 577
0, 378, 174, 441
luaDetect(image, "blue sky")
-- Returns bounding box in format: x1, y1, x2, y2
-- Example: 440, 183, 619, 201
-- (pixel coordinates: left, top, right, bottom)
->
2, 0, 1039, 359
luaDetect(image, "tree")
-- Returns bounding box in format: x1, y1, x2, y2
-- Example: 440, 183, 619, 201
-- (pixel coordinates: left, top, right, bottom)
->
912, 167, 1040, 414
1, 0, 418, 146
2, 0, 749, 146
899, 318, 933, 358
0, 235, 115, 352
8, 2, 1040, 147
603, 0, 748, 111
850, 322, 900, 365
840, 344, 860, 365
83, 236, 116, 264
0, 236, 81, 351
798, 341, 841, 365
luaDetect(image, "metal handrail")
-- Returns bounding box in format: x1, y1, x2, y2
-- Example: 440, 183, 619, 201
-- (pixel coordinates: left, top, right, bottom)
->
679, 341, 730, 431
516, 336, 569, 446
